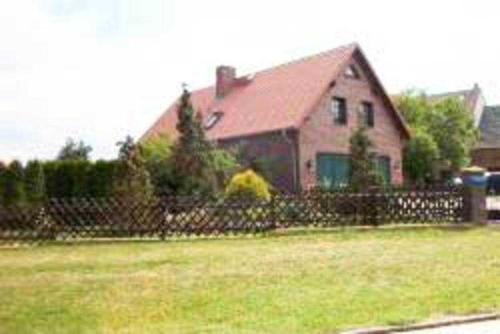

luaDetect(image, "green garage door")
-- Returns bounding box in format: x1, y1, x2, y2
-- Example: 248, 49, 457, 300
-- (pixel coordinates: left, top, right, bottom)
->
316, 153, 351, 188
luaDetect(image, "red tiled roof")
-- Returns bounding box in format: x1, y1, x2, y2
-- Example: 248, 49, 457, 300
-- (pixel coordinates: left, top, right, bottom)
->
143, 43, 409, 141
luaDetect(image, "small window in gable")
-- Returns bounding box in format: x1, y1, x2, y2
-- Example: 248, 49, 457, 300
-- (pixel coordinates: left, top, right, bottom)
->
204, 111, 223, 129
345, 65, 360, 79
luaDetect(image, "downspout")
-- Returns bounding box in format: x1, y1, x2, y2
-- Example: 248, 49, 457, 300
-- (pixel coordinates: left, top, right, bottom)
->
281, 129, 298, 193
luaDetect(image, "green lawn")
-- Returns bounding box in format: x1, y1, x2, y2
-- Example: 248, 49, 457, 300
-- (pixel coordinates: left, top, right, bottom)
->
1, 226, 500, 334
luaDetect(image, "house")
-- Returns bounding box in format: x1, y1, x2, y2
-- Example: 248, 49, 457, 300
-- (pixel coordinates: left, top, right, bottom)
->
429, 84, 500, 171
143, 43, 410, 192
472, 105, 500, 171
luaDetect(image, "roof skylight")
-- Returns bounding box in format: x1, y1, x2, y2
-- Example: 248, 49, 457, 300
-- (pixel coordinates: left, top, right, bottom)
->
204, 111, 223, 129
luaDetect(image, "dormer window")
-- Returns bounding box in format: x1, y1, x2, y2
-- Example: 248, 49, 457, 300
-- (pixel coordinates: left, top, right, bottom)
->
204, 111, 223, 129
344, 65, 360, 79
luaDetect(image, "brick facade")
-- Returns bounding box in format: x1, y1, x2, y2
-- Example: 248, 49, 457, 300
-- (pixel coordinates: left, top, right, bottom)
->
471, 148, 500, 171
217, 57, 405, 192
219, 130, 298, 192
298, 56, 404, 189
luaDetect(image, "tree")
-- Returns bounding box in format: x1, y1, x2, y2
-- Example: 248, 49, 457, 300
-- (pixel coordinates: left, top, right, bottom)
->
403, 130, 440, 185
140, 133, 174, 194
141, 133, 172, 163
3, 160, 25, 206
113, 136, 153, 200
428, 98, 477, 171
210, 148, 240, 188
395, 92, 478, 182
57, 138, 92, 161
349, 127, 381, 191
394, 91, 432, 128
170, 88, 217, 195
24, 160, 46, 203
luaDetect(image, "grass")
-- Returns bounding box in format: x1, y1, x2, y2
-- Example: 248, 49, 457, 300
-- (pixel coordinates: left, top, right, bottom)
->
1, 226, 500, 334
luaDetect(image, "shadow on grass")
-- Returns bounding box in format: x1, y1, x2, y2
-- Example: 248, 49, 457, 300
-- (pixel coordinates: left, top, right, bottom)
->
0, 223, 488, 250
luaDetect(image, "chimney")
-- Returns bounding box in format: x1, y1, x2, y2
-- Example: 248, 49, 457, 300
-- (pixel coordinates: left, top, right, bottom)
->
216, 65, 236, 98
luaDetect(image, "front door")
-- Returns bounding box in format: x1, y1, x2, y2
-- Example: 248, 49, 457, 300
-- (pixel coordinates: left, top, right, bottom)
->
316, 153, 351, 188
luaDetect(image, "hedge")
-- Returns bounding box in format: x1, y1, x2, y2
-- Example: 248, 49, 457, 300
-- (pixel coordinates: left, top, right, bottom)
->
43, 160, 117, 198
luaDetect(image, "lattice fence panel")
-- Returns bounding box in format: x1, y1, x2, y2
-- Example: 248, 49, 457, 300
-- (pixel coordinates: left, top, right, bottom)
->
0, 186, 465, 244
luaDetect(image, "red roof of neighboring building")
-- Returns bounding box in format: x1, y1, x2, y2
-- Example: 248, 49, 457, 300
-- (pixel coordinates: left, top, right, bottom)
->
143, 43, 409, 141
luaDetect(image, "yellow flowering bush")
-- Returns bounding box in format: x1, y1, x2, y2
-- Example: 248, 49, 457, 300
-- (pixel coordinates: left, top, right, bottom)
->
225, 169, 271, 201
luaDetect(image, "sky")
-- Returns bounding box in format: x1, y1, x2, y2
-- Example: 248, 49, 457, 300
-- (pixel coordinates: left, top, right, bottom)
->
1, 0, 500, 162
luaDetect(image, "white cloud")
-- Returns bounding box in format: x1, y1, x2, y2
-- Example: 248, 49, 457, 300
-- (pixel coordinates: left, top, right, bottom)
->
1, 0, 500, 162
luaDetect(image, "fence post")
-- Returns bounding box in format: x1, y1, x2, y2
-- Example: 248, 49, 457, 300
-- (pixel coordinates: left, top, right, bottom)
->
268, 194, 276, 229
462, 184, 487, 225
364, 186, 379, 226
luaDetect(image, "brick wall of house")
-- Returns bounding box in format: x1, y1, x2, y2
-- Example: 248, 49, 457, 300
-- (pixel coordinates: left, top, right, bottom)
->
219, 130, 299, 192
471, 148, 500, 171
298, 56, 404, 189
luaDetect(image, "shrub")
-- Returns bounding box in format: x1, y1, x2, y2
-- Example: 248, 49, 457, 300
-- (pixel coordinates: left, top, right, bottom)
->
349, 127, 382, 191
113, 136, 153, 201
68, 160, 92, 197
43, 161, 67, 198
0, 162, 7, 205
24, 160, 46, 203
3, 160, 25, 206
43, 160, 93, 198
210, 149, 240, 190
140, 134, 175, 194
87, 160, 117, 197
225, 169, 271, 201
403, 129, 440, 185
